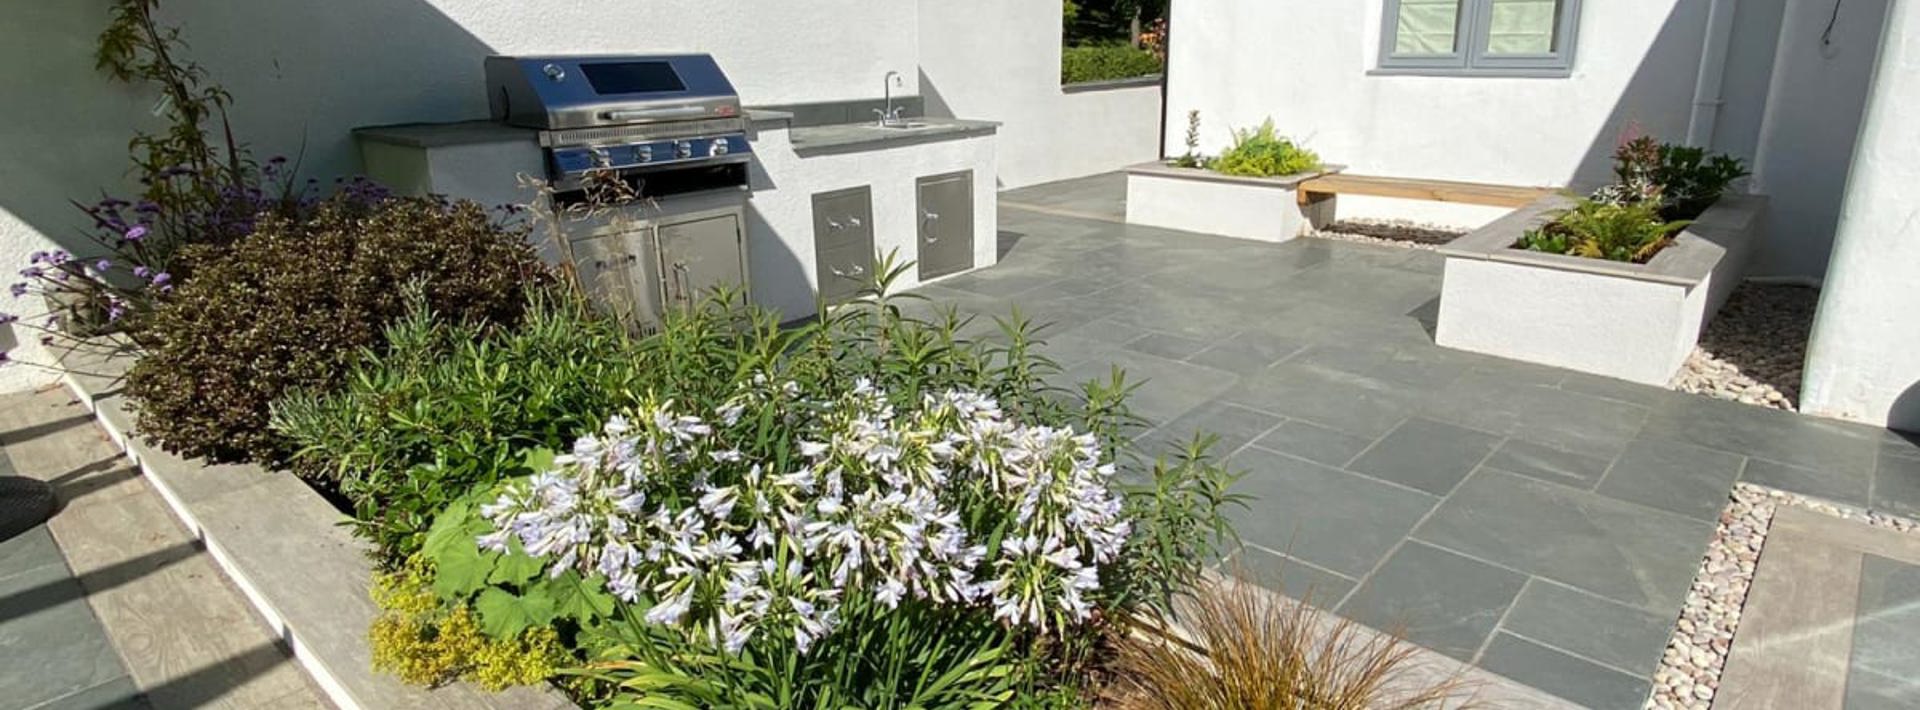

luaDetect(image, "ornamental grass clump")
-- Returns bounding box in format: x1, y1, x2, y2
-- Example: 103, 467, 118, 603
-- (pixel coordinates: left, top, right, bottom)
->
1110, 576, 1474, 710
126, 193, 548, 466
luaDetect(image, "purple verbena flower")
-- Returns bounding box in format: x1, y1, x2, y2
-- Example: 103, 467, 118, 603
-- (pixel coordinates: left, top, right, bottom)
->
0, 313, 15, 325
150, 272, 171, 287
124, 225, 148, 242
133, 266, 151, 279
94, 259, 111, 271
20, 267, 42, 279
8, 283, 25, 298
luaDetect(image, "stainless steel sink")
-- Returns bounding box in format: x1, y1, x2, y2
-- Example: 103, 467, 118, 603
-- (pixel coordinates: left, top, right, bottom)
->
877, 121, 932, 130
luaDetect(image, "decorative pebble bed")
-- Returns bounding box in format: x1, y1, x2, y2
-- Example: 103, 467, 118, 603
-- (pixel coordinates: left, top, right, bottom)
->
1670, 283, 1818, 411
1646, 483, 1920, 709
1302, 218, 1457, 251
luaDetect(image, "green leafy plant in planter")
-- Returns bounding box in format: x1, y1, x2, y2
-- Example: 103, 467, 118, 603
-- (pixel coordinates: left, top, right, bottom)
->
1518, 198, 1692, 263
125, 193, 548, 467
1595, 135, 1749, 221
1209, 120, 1321, 179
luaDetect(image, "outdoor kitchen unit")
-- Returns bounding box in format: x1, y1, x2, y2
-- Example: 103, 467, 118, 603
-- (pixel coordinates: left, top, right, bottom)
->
477, 54, 753, 329
355, 53, 1001, 326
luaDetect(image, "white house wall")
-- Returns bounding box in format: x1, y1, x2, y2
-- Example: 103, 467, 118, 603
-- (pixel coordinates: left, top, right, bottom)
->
1800, 0, 1920, 430
1167, 1, 1713, 200
918, 0, 1162, 189
1747, 0, 1891, 278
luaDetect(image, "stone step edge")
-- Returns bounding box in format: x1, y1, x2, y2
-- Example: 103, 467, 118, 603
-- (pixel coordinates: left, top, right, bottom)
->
56, 355, 574, 710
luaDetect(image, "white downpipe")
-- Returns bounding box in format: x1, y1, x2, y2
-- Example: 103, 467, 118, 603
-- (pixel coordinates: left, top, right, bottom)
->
1687, 0, 1741, 147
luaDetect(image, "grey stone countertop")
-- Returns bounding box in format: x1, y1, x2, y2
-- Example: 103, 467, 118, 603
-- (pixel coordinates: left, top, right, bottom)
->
353, 110, 798, 148
783, 118, 1000, 153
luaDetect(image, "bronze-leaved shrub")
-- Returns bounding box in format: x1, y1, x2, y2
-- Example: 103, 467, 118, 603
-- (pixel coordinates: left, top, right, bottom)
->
125, 193, 548, 467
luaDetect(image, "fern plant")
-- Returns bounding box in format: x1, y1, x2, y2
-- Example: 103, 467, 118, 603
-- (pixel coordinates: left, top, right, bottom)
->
1518, 198, 1690, 263
1209, 120, 1320, 178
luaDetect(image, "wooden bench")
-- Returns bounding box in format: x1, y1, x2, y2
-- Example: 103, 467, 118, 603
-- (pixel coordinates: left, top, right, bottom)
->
1295, 173, 1562, 228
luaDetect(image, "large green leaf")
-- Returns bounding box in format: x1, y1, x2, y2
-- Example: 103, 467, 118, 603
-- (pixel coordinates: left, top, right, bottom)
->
474, 587, 557, 639
430, 541, 496, 600
534, 571, 616, 623
487, 536, 545, 586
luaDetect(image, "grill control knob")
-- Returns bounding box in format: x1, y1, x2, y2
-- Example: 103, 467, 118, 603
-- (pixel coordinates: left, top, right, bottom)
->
542, 63, 566, 82
675, 141, 693, 159
710, 139, 730, 157
636, 145, 653, 163
590, 148, 611, 167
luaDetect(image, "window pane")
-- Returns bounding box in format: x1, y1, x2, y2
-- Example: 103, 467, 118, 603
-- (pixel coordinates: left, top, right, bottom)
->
1486, 0, 1561, 55
1394, 0, 1462, 55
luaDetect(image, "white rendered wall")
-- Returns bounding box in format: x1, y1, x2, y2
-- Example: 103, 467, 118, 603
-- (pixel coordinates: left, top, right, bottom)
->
1800, 0, 1920, 431
918, 0, 1162, 188
747, 126, 1000, 319
1165, 1, 1798, 226
1437, 259, 1698, 385
1746, 0, 1891, 278
1125, 173, 1306, 243
0, 2, 155, 392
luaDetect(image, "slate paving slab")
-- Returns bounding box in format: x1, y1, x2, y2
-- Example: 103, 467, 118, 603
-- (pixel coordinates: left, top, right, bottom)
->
1413, 469, 1712, 610
1228, 446, 1438, 578
1479, 633, 1652, 709
1595, 438, 1748, 521
1871, 453, 1920, 519
1336, 541, 1526, 661
1846, 554, 1920, 709
1498, 579, 1674, 676
1253, 419, 1375, 468
1347, 417, 1502, 495
0, 528, 139, 710
1485, 439, 1613, 490
1742, 457, 1871, 507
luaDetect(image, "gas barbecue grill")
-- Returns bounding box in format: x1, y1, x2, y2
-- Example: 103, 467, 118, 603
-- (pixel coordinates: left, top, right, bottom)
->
484, 54, 752, 329
485, 54, 753, 197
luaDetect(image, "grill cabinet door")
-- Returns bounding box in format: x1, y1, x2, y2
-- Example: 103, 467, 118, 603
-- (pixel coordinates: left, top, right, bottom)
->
568, 230, 661, 330
916, 171, 974, 281
812, 186, 876, 305
656, 211, 747, 311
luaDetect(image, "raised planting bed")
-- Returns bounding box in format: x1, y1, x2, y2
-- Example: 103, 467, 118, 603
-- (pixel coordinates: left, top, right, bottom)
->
1435, 193, 1767, 385
1123, 161, 1344, 243
54, 341, 575, 710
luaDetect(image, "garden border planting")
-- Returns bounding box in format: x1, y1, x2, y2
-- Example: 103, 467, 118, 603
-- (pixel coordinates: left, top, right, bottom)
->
1436, 192, 1767, 385
54, 341, 575, 710
1123, 161, 1344, 243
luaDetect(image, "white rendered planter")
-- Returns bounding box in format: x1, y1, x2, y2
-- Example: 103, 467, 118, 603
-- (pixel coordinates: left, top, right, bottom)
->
1123, 162, 1339, 243
1436, 194, 1767, 386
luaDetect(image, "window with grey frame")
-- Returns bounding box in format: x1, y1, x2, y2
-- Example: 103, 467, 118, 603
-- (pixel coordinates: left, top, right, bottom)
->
1378, 0, 1581, 76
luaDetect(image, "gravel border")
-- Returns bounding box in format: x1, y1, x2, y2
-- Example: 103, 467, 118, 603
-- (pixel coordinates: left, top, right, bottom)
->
1302, 218, 1464, 251
1647, 483, 1920, 709
1670, 284, 1817, 412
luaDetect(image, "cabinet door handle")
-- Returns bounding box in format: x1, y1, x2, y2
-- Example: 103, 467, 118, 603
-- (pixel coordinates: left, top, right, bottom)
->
848, 216, 862, 228
829, 263, 866, 278
827, 219, 843, 231
922, 210, 940, 243
671, 262, 691, 303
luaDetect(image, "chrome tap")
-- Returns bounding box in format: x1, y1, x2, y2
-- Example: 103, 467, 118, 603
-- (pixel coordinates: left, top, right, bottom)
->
874, 71, 905, 126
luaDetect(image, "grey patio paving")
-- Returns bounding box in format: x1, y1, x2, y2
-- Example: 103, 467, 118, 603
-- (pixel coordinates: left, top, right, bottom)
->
963, 173, 1920, 708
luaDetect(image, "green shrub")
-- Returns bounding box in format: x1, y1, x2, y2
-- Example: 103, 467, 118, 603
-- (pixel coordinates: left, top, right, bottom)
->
271, 289, 644, 565
1518, 198, 1691, 263
1061, 44, 1163, 84
1209, 120, 1321, 178
124, 193, 548, 467
1600, 136, 1749, 221
360, 257, 1243, 706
